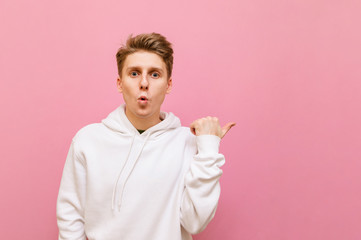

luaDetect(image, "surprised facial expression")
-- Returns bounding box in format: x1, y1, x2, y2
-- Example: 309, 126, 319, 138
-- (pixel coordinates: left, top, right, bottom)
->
117, 51, 172, 123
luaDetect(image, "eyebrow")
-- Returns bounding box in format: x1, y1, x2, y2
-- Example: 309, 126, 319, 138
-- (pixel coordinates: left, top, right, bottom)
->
125, 66, 164, 73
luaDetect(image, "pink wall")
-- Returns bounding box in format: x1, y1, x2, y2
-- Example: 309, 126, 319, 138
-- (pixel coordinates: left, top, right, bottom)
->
1, 0, 360, 239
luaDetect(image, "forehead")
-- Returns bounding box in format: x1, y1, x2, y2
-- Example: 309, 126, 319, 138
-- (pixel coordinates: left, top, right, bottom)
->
123, 51, 166, 70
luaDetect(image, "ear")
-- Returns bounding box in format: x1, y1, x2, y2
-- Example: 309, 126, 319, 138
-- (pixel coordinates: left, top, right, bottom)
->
116, 77, 122, 93
166, 78, 172, 94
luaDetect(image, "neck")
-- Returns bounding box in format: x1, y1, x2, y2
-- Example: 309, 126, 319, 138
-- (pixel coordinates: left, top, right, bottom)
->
125, 107, 162, 131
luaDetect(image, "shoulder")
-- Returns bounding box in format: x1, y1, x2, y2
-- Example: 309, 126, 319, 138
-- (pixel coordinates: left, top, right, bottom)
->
178, 126, 197, 145
69, 123, 110, 157
72, 123, 106, 142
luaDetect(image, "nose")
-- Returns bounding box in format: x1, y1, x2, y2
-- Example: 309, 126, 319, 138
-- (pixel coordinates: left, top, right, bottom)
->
140, 75, 149, 90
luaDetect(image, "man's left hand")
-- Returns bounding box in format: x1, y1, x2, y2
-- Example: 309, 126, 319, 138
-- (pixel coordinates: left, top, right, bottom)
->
190, 117, 236, 139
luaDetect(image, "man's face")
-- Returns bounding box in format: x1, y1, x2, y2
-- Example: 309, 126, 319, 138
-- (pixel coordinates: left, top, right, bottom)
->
117, 50, 172, 123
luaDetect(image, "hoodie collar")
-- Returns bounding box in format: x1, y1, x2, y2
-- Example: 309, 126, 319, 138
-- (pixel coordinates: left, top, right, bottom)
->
101, 104, 181, 138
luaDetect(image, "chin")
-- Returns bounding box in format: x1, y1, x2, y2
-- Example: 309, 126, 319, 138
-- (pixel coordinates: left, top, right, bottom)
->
125, 101, 160, 120
134, 108, 154, 119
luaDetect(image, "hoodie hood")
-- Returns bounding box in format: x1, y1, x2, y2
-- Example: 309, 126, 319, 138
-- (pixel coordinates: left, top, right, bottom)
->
101, 104, 181, 138
101, 104, 181, 211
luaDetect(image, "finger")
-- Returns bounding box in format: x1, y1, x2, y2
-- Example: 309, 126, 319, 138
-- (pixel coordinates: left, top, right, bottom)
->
221, 122, 236, 138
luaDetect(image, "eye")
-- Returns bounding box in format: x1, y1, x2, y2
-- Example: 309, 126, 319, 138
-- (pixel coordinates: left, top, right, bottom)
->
151, 72, 160, 78
130, 71, 138, 77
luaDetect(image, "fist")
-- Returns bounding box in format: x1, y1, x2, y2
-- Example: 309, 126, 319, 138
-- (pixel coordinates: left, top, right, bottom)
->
190, 116, 235, 139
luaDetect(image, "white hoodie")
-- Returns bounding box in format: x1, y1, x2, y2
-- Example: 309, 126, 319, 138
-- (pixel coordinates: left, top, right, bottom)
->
57, 104, 225, 240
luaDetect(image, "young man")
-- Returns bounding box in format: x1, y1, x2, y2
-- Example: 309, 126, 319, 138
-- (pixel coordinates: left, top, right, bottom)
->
57, 32, 235, 240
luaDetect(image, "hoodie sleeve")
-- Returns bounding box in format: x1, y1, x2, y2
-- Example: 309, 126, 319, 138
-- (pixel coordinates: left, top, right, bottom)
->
56, 139, 87, 240
180, 134, 225, 234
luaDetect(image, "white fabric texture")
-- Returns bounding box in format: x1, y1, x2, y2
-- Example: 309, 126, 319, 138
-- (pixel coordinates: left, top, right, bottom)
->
56, 104, 225, 240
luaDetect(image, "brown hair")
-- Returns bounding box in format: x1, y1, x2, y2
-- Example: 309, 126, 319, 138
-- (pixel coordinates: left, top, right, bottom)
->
116, 32, 174, 79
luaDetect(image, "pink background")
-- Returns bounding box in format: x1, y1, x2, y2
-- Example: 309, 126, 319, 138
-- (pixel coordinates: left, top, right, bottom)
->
1, 0, 360, 239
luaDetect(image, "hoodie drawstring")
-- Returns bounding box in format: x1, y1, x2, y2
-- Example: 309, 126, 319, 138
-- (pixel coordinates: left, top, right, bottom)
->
111, 134, 136, 211
112, 132, 151, 211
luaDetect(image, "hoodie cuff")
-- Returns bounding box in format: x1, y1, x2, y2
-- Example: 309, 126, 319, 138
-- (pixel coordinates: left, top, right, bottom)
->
196, 135, 221, 155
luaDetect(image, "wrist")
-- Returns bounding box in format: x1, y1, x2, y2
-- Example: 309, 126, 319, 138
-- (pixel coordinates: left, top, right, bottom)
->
196, 135, 221, 155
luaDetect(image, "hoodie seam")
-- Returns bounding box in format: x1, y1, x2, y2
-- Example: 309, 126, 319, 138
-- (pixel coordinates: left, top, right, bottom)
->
71, 138, 87, 168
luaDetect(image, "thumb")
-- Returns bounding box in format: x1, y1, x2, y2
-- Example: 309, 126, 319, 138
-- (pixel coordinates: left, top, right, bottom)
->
221, 122, 236, 138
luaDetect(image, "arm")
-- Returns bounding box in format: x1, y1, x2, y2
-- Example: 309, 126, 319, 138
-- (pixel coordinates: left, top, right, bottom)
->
180, 117, 235, 234
180, 134, 225, 234
56, 139, 87, 240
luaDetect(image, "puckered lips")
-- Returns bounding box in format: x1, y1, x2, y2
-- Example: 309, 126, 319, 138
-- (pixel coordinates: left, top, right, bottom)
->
137, 95, 149, 105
